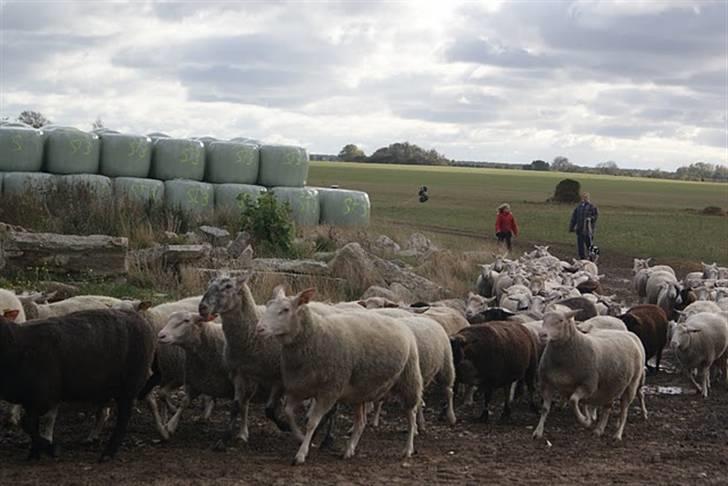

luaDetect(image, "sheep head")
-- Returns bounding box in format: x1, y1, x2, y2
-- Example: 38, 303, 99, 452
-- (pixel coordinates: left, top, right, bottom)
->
542, 309, 580, 342
199, 271, 252, 318
257, 287, 315, 344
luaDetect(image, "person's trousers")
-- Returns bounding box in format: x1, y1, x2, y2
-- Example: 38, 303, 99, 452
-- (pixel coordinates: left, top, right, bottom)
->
576, 232, 592, 260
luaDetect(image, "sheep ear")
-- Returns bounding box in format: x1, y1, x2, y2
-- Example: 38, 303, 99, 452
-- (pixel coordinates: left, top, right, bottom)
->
43, 290, 59, 302
2, 309, 20, 321
235, 271, 253, 286
357, 300, 367, 307
295, 288, 316, 306
485, 296, 497, 304
564, 309, 580, 320
272, 285, 286, 300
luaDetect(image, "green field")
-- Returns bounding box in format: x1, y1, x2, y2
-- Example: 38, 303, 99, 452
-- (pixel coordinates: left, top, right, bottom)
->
309, 162, 728, 264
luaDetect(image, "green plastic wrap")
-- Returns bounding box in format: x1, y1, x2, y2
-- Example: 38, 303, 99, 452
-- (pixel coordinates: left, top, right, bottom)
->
56, 174, 113, 200
214, 183, 266, 212
99, 133, 152, 178
258, 145, 309, 187
44, 128, 100, 174
316, 187, 371, 226
113, 177, 164, 206
271, 187, 320, 226
151, 138, 205, 181
1, 172, 56, 197
0, 127, 44, 172
205, 141, 259, 184
164, 179, 214, 221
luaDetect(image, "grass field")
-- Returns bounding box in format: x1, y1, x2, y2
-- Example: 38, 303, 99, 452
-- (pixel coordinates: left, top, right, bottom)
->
309, 162, 728, 264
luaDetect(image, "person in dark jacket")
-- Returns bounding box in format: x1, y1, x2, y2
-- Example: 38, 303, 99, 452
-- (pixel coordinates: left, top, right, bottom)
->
495, 203, 518, 253
569, 192, 599, 260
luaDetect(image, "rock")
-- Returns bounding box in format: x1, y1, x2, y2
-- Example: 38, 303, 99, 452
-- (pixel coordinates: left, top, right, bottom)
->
227, 231, 251, 258
198, 225, 231, 247
312, 251, 336, 262
0, 230, 128, 277
183, 231, 204, 245
162, 244, 212, 266
39, 281, 80, 301
405, 232, 438, 254
389, 282, 415, 303
361, 285, 399, 301
370, 254, 449, 302
373, 235, 401, 254
163, 231, 179, 242
252, 258, 331, 276
328, 242, 385, 293
210, 247, 229, 261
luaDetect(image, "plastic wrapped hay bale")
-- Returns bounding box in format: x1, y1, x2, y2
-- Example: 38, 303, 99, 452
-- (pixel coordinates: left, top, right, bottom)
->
193, 136, 218, 147
1, 172, 56, 197
258, 145, 309, 187
230, 136, 261, 146
113, 177, 164, 206
271, 187, 320, 226
56, 174, 113, 201
214, 183, 266, 213
147, 132, 170, 141
98, 133, 153, 178
316, 187, 371, 226
151, 138, 205, 181
205, 141, 259, 184
44, 127, 101, 174
164, 179, 214, 221
0, 126, 44, 172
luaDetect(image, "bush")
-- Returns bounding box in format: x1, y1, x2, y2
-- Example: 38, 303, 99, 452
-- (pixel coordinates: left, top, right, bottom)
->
552, 178, 581, 203
701, 206, 725, 216
238, 191, 295, 256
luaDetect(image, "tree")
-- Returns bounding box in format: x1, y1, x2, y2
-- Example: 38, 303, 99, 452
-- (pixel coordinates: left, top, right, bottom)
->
338, 144, 366, 161
552, 156, 573, 172
17, 110, 50, 128
525, 160, 550, 171
596, 160, 619, 175
368, 142, 450, 166
92, 116, 104, 130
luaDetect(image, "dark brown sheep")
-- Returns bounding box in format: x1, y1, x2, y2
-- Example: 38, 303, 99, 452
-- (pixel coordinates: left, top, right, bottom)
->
450, 321, 538, 422
618, 304, 668, 373
0, 309, 155, 461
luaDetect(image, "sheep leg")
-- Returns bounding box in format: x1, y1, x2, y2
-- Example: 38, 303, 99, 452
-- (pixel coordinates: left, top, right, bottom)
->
265, 383, 291, 432
22, 410, 53, 460
284, 398, 305, 443
316, 403, 339, 450
700, 366, 710, 398
686, 368, 704, 395
416, 399, 426, 434
478, 388, 492, 423
166, 392, 192, 436
499, 386, 512, 422
569, 389, 592, 428
294, 396, 335, 465
201, 396, 215, 421
463, 385, 476, 406
533, 387, 553, 439
235, 381, 256, 443
344, 402, 368, 460
403, 403, 418, 458
99, 398, 132, 462
443, 384, 456, 426
39, 406, 58, 443
372, 400, 384, 427
614, 394, 632, 441
593, 406, 611, 436
84, 406, 110, 444
8, 404, 22, 427
145, 394, 170, 441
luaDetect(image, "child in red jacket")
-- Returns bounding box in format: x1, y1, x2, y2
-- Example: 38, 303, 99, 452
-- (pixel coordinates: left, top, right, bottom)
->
495, 203, 518, 253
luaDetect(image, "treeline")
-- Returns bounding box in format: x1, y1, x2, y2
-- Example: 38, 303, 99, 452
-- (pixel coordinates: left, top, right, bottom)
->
311, 146, 727, 182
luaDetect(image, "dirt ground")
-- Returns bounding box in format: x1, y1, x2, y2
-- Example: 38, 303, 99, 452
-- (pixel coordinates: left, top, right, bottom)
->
1, 251, 726, 485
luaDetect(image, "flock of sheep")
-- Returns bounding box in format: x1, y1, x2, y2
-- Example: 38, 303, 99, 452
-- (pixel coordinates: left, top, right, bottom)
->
1, 244, 727, 466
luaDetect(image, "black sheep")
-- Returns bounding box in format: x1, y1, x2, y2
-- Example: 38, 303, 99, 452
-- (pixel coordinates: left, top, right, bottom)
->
0, 309, 155, 461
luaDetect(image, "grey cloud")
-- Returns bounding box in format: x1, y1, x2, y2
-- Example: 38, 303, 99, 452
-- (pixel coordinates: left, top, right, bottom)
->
446, 38, 558, 69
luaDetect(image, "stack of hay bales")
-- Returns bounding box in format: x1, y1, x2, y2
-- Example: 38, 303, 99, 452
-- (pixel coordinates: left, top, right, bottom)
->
0, 125, 371, 227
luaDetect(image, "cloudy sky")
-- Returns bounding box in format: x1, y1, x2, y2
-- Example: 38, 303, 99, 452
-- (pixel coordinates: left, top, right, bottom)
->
1, 0, 726, 170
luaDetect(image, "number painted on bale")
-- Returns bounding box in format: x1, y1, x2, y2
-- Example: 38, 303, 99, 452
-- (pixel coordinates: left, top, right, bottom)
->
180, 146, 201, 166
70, 137, 92, 156
128, 139, 149, 161
236, 149, 253, 166
11, 134, 23, 152
187, 188, 210, 207
343, 197, 368, 217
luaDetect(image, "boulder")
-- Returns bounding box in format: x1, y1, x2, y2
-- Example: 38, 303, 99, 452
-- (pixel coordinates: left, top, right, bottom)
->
252, 258, 331, 276
405, 232, 438, 254
198, 225, 231, 247
389, 282, 416, 303
361, 285, 399, 301
328, 242, 385, 293
373, 235, 401, 254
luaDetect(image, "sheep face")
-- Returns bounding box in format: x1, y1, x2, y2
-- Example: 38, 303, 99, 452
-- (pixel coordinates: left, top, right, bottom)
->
633, 258, 651, 274
670, 323, 695, 353
257, 287, 315, 344
702, 262, 719, 280
158, 311, 205, 346
199, 273, 251, 318
465, 292, 493, 320
542, 310, 580, 342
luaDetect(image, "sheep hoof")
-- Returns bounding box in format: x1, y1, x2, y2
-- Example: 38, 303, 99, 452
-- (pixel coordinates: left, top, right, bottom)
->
293, 453, 307, 465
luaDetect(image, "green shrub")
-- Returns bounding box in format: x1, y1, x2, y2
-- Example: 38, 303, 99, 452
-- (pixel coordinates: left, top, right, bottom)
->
238, 191, 295, 256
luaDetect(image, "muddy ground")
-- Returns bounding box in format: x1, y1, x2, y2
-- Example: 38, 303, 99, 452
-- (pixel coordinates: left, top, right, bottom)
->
1, 251, 726, 485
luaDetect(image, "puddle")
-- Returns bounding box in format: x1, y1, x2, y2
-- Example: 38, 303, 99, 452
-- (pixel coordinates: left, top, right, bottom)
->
643, 385, 695, 396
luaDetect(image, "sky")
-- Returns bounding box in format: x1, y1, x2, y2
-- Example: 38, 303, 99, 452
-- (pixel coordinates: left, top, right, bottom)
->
1, 0, 726, 170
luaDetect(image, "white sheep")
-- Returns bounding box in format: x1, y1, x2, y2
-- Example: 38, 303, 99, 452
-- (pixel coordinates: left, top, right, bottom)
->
21, 295, 124, 320
670, 312, 728, 397
678, 300, 723, 322
0, 288, 26, 323
157, 311, 250, 441
257, 286, 423, 465
577, 316, 629, 334
533, 310, 647, 441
